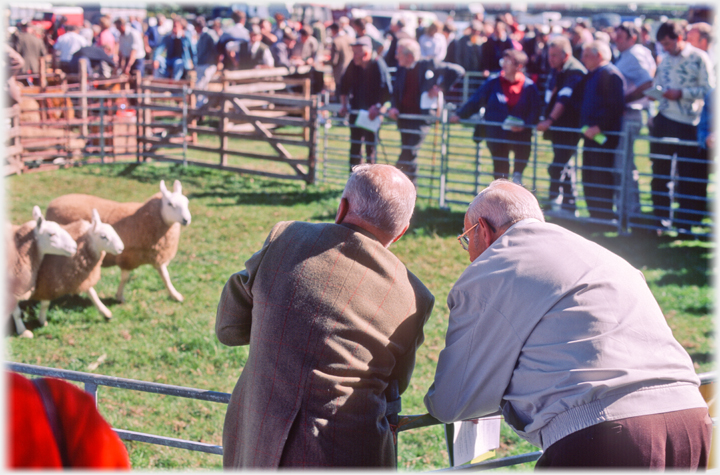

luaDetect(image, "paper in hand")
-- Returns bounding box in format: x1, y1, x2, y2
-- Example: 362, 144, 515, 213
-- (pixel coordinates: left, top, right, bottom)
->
452, 417, 502, 466
354, 109, 382, 133
643, 85, 664, 101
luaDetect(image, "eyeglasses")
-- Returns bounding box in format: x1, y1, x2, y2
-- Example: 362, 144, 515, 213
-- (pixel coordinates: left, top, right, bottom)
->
457, 222, 479, 251
457, 219, 499, 251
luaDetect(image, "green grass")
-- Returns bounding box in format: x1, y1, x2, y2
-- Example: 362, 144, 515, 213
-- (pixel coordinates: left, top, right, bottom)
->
5, 161, 713, 471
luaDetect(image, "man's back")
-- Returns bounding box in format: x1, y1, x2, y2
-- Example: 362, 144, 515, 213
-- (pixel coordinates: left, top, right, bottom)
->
217, 220, 433, 468
428, 220, 704, 449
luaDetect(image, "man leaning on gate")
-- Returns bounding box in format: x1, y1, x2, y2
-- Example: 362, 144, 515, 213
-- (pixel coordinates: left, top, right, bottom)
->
425, 179, 711, 469
216, 164, 434, 468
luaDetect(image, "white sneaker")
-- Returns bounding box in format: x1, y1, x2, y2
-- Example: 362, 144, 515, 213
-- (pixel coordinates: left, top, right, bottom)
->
512, 172, 523, 185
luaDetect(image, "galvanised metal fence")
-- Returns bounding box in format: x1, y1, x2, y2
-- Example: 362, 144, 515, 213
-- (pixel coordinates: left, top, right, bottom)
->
7, 362, 716, 470
317, 105, 713, 238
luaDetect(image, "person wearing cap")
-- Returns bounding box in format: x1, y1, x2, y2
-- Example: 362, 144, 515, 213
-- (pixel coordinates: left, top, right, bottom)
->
236, 25, 274, 70
388, 38, 465, 184
115, 18, 145, 77
338, 36, 392, 171
270, 28, 298, 69
328, 23, 353, 97
291, 25, 321, 66
10, 20, 47, 76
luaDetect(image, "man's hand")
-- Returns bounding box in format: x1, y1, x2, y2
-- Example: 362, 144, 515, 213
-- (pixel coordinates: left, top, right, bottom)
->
583, 125, 602, 139
662, 88, 682, 100
449, 114, 460, 124
153, 60, 159, 70
368, 104, 381, 120
510, 125, 524, 132
338, 105, 348, 117
427, 84, 441, 99
536, 119, 552, 132
388, 108, 399, 120
707, 133, 715, 150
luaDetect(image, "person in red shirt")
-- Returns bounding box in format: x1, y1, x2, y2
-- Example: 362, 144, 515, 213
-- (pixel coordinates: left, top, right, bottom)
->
8, 372, 131, 469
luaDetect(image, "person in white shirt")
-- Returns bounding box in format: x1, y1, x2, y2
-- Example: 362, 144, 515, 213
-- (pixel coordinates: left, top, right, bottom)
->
227, 10, 249, 42
54, 25, 87, 73
115, 18, 145, 77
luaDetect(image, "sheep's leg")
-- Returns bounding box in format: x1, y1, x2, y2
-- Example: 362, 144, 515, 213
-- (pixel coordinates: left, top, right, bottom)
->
38, 301, 50, 327
157, 263, 184, 302
12, 305, 32, 338
88, 287, 112, 320
116, 269, 131, 302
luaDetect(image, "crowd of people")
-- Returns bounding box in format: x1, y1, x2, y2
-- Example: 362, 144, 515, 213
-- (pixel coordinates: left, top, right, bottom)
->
333, 13, 714, 230
5, 8, 716, 228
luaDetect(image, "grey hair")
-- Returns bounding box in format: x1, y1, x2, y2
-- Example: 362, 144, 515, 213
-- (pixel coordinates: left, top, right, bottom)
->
582, 40, 612, 62
548, 36, 572, 56
342, 164, 416, 237
467, 180, 544, 230
397, 38, 421, 62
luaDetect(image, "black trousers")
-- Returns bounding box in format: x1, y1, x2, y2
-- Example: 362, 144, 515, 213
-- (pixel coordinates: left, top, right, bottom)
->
395, 118, 429, 184
582, 134, 619, 220
485, 130, 532, 180
536, 407, 711, 468
547, 131, 581, 211
349, 119, 377, 172
650, 113, 707, 229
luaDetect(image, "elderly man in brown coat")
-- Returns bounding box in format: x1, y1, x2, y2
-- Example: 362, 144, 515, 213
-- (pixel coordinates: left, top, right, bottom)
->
216, 164, 435, 468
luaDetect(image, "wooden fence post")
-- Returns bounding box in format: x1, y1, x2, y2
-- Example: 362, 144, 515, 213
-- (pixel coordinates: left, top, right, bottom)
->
135, 70, 142, 162
220, 96, 229, 167
188, 70, 197, 144
303, 77, 311, 142
80, 58, 88, 139
307, 95, 317, 185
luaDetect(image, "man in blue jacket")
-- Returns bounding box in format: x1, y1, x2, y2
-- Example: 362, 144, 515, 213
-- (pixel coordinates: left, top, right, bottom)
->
576, 40, 626, 220
153, 19, 195, 80
388, 38, 464, 184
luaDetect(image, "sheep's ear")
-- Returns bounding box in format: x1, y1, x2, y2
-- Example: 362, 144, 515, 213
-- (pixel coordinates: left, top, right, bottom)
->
173, 180, 182, 194
32, 205, 44, 225
159, 180, 168, 195
91, 209, 101, 227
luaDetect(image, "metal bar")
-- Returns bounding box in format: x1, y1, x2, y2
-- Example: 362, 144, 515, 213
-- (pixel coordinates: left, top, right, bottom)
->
8, 362, 232, 403
114, 429, 223, 455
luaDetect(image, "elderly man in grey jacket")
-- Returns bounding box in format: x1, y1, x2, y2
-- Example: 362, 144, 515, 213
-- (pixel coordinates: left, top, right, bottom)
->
425, 180, 710, 468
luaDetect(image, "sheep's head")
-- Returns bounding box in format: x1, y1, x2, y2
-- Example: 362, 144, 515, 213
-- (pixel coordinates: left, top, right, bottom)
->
160, 180, 192, 226
32, 205, 77, 257
90, 209, 125, 256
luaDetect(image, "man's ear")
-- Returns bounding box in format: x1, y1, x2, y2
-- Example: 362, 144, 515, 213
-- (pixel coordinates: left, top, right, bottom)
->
477, 217, 496, 248
335, 197, 349, 224
391, 224, 410, 244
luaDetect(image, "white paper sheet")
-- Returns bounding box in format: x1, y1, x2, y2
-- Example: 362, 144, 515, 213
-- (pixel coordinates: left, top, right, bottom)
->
452, 417, 502, 466
354, 109, 382, 133
643, 85, 664, 101
420, 91, 439, 110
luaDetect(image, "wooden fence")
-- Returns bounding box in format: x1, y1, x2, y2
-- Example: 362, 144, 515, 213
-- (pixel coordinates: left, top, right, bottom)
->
6, 62, 319, 183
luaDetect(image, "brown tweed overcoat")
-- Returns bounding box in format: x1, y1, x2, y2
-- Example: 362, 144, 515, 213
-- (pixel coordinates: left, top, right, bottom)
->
216, 221, 434, 468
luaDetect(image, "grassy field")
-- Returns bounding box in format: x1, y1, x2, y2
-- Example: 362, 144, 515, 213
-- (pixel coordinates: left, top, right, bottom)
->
5, 159, 713, 471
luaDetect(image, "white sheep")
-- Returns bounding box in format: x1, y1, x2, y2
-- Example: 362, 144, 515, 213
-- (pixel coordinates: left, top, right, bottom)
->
45, 180, 191, 303
8, 206, 78, 338
30, 209, 125, 325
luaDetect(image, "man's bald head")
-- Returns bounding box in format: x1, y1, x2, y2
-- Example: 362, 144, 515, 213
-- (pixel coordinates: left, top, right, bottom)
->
342, 164, 416, 238
467, 180, 544, 231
